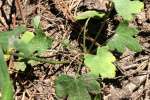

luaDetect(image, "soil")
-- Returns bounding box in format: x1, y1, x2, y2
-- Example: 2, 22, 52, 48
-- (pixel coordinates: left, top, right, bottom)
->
0, 0, 150, 100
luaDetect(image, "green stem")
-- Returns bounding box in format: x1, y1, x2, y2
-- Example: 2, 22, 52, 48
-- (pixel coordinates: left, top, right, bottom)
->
12, 53, 69, 64
83, 18, 91, 53
89, 3, 113, 51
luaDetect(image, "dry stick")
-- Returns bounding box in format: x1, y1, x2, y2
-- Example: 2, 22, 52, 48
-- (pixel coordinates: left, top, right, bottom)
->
15, 0, 25, 23
0, 2, 8, 30
0, 16, 9, 29
144, 58, 150, 99
12, 53, 70, 64
114, 60, 149, 80
0, 1, 7, 29
86, 36, 100, 47
12, 14, 16, 28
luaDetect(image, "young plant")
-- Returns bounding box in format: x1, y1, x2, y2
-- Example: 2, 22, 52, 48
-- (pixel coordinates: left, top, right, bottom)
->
0, 16, 68, 100
55, 0, 144, 100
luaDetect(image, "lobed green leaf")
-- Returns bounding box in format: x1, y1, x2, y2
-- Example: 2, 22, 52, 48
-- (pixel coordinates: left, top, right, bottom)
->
55, 75, 100, 100
113, 0, 144, 21
84, 46, 116, 78
0, 26, 26, 51
107, 22, 142, 52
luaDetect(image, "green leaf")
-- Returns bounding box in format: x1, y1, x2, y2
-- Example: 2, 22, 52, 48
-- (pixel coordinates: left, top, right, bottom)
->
32, 15, 41, 29
0, 47, 13, 100
107, 22, 142, 52
0, 26, 26, 51
4, 54, 11, 61
113, 0, 144, 20
75, 11, 105, 20
17, 31, 35, 56
84, 46, 116, 78
94, 94, 101, 100
14, 16, 53, 56
14, 16, 52, 56
32, 16, 43, 35
21, 31, 34, 44
55, 75, 91, 100
15, 34, 53, 56
28, 35, 52, 53
79, 74, 100, 94
14, 41, 30, 56
14, 61, 26, 71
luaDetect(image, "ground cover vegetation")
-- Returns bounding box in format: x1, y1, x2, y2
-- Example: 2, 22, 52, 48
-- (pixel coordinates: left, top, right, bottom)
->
0, 0, 150, 100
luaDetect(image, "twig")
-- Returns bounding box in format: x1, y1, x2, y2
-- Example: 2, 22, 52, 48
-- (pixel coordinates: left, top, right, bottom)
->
55, 0, 75, 22
0, 16, 8, 29
15, 0, 25, 23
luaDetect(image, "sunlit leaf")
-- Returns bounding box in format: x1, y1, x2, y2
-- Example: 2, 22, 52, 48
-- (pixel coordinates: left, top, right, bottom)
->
29, 35, 52, 54
75, 11, 105, 20
0, 26, 26, 51
15, 34, 52, 56
15, 16, 53, 56
84, 46, 116, 78
21, 31, 34, 44
14, 61, 26, 71
113, 0, 144, 20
